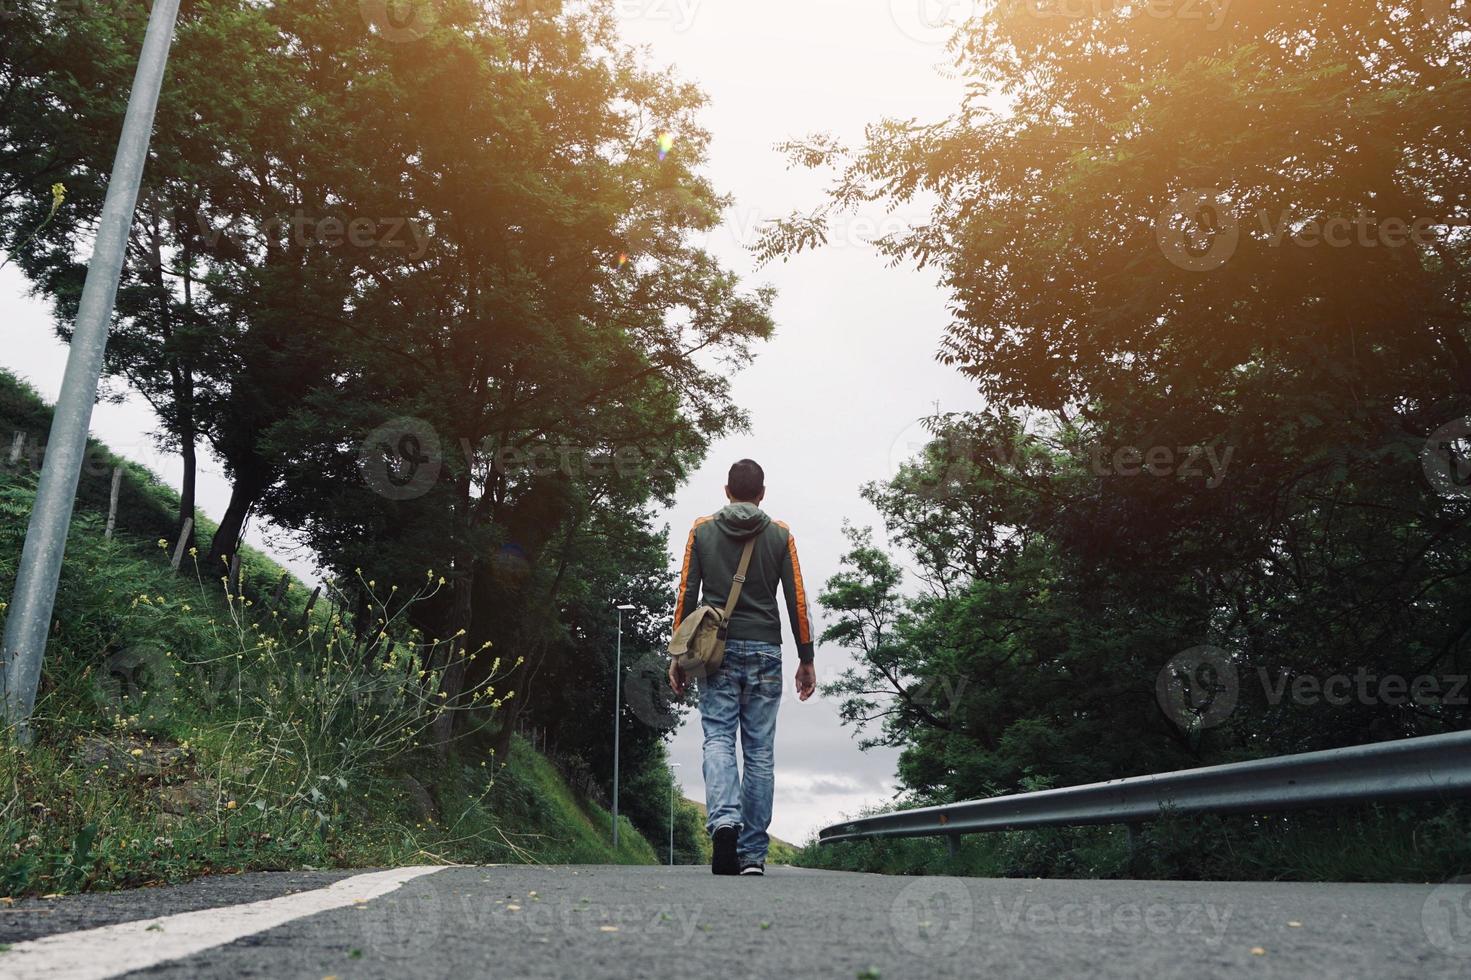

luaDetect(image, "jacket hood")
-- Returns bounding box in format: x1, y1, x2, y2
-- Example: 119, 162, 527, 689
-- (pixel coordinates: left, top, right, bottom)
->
713, 502, 771, 539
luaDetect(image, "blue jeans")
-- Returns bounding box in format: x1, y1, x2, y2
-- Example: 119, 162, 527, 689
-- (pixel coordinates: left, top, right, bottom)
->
697, 639, 782, 863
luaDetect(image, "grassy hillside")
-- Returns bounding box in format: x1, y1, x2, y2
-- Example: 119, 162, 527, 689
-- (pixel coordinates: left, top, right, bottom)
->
0, 369, 657, 895
0, 371, 300, 603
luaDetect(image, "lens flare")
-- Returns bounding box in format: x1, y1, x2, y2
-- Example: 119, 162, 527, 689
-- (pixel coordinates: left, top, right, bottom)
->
656, 131, 675, 161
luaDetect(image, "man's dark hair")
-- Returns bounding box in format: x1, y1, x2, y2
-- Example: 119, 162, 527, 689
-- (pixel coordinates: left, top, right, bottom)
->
727, 459, 765, 502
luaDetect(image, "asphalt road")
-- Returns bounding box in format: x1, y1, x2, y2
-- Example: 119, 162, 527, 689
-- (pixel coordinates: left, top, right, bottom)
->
1, 865, 1468, 979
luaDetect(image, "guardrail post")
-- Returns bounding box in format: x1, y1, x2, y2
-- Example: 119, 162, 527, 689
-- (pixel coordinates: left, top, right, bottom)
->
946, 834, 959, 860
104, 467, 122, 540
1125, 822, 1144, 874
170, 518, 193, 571
300, 586, 322, 630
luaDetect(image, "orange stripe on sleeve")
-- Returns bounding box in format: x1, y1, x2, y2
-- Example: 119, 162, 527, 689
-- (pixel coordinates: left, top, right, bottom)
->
785, 531, 813, 644
673, 516, 711, 627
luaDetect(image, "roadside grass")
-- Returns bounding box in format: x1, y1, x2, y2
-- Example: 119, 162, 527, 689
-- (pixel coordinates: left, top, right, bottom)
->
765, 837, 800, 866
793, 801, 1471, 882
0, 513, 654, 893
0, 369, 294, 600
0, 370, 659, 896
477, 738, 659, 866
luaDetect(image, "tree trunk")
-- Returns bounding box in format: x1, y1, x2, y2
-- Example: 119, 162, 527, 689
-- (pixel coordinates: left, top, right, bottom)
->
150, 218, 200, 558
205, 461, 270, 575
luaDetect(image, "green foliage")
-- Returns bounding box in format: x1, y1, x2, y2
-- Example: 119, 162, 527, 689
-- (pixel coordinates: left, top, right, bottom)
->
795, 802, 1471, 884
0, 368, 271, 580
0, 0, 742, 881
0, 399, 665, 895
480, 738, 659, 866
781, 2, 1471, 881
0, 482, 33, 544
0, 521, 479, 893
605, 740, 707, 865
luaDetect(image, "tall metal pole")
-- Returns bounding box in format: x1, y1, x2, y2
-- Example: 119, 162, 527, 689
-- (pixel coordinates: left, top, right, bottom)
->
611, 606, 624, 849
1, 0, 182, 739
669, 762, 681, 866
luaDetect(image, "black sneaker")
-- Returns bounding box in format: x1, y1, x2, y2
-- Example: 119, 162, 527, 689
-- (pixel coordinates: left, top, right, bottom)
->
739, 861, 765, 876
711, 826, 739, 876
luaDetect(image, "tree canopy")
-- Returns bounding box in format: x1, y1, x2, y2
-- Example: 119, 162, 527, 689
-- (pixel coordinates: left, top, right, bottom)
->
787, 0, 1470, 802
0, 0, 772, 814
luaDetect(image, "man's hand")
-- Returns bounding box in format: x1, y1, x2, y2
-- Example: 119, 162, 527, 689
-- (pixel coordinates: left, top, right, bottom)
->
795, 661, 816, 701
668, 659, 688, 698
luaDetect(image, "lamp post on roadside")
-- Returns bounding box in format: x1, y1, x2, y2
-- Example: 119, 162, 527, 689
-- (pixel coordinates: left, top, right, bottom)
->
611, 603, 635, 849
669, 762, 682, 866
0, 0, 182, 739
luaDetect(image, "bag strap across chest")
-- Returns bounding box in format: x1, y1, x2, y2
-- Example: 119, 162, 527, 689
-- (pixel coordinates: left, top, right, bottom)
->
719, 538, 757, 629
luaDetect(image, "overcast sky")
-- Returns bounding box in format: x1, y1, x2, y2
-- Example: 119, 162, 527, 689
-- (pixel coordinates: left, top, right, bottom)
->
0, 0, 983, 845
619, 0, 978, 845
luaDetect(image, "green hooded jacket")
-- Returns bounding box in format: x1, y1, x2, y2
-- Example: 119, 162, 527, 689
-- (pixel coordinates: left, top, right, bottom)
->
674, 502, 815, 662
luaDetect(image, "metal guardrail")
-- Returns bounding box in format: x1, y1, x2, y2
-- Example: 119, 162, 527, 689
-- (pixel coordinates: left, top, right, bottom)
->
818, 729, 1471, 847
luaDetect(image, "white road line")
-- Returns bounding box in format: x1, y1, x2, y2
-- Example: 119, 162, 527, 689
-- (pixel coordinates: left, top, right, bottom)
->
0, 865, 447, 980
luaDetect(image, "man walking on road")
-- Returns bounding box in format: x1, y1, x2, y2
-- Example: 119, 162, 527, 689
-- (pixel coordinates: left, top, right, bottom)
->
669, 459, 817, 876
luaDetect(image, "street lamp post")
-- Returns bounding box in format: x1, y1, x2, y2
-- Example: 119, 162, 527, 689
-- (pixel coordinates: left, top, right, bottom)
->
669, 762, 682, 866
611, 603, 635, 849
1, 0, 182, 738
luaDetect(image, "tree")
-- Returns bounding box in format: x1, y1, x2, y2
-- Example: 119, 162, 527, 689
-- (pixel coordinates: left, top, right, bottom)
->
0, 0, 375, 563
2, 0, 775, 782
779, 0, 1470, 804
254, 0, 774, 750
